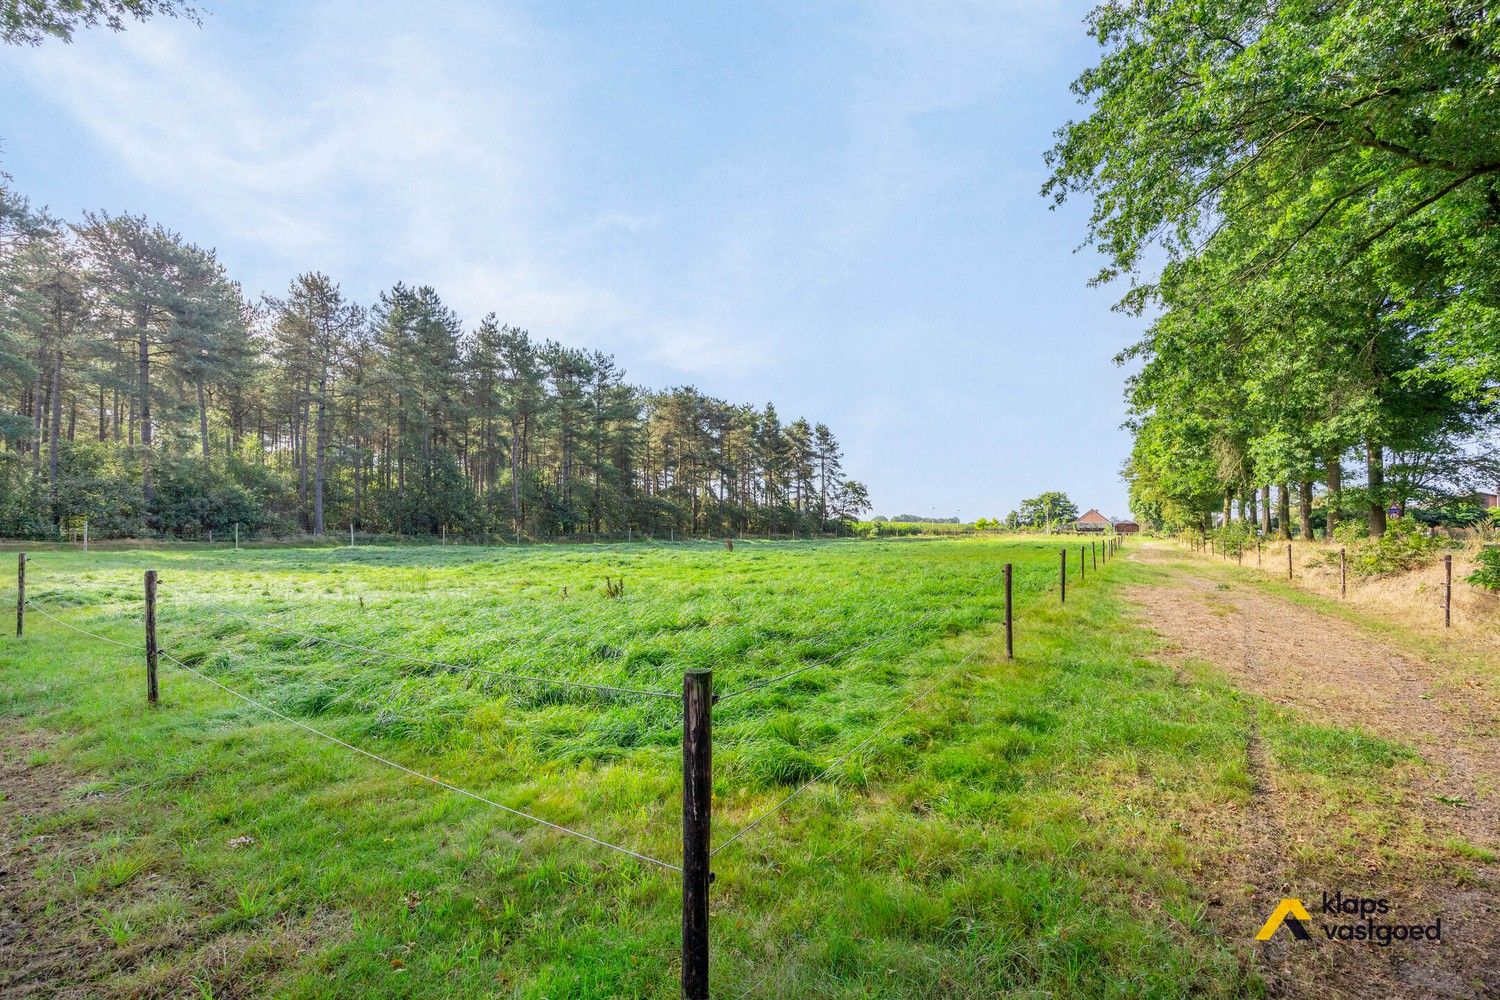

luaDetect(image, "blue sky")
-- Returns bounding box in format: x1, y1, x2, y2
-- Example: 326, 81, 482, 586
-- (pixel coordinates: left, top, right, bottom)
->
1, 0, 1142, 520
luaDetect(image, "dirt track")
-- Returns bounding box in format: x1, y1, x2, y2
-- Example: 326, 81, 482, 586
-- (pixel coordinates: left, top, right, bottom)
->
1127, 542, 1499, 1000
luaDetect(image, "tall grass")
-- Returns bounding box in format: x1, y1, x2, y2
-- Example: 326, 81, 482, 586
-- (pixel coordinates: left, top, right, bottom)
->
1, 537, 1271, 997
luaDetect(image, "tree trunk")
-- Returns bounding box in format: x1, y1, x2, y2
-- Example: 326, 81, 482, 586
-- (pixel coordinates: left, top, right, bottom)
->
30, 365, 44, 485
1277, 483, 1292, 540
1260, 484, 1271, 535
197, 379, 210, 459
1366, 440, 1387, 537
137, 310, 154, 513
1298, 481, 1313, 539
1222, 488, 1232, 528
352, 394, 362, 529
510, 419, 522, 534
1325, 453, 1342, 537
48, 350, 62, 520
313, 374, 327, 535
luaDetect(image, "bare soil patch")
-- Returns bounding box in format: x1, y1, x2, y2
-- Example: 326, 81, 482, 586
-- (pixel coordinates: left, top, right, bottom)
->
0, 731, 341, 999
1127, 543, 1500, 1000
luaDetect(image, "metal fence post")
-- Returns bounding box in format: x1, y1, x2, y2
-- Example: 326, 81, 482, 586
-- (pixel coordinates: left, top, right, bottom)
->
1060, 548, 1067, 604
682, 668, 712, 999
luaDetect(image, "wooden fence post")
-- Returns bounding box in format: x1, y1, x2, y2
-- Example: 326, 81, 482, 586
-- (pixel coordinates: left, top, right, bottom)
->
1444, 555, 1452, 628
682, 668, 712, 1000
1287, 544, 1293, 581
1340, 548, 1347, 598
1080, 545, 1085, 582
1092, 541, 1097, 571
1003, 562, 1014, 660
83, 519, 89, 553
144, 570, 159, 705
16, 552, 24, 638
1060, 548, 1067, 604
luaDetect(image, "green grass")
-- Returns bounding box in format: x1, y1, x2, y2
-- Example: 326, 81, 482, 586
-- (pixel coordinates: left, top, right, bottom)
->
1, 537, 1265, 997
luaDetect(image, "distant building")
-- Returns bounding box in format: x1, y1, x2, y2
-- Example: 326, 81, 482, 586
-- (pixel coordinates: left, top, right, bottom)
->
1113, 520, 1140, 535
1071, 509, 1113, 533
1480, 490, 1500, 509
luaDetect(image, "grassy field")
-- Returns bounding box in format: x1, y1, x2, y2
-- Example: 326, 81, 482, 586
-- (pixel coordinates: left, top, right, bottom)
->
0, 536, 1290, 997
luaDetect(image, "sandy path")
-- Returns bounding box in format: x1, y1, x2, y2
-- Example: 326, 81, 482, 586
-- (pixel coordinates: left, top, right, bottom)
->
1126, 542, 1499, 1000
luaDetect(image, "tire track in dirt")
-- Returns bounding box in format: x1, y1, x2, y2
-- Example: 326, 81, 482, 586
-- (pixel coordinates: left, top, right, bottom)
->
1126, 543, 1499, 1000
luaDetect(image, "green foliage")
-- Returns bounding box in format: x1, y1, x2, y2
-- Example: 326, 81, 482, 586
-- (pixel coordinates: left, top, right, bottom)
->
1050, 3, 1500, 540
1016, 491, 1079, 529
1209, 520, 1251, 556
2, 0, 199, 46
1341, 517, 1442, 578
1469, 547, 1500, 592
0, 177, 863, 542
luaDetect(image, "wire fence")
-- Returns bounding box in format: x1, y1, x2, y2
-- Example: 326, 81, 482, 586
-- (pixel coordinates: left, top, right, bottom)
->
6, 535, 1127, 996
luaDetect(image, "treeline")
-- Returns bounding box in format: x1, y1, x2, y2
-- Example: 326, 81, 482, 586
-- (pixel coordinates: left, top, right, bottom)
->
1048, 3, 1500, 536
0, 188, 869, 539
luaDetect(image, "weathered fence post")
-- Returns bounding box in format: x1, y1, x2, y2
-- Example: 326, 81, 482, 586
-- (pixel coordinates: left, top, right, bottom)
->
16, 552, 25, 638
1080, 545, 1085, 582
1340, 548, 1347, 598
144, 570, 159, 705
1003, 562, 1014, 660
1060, 548, 1067, 603
1444, 555, 1452, 628
1286, 544, 1293, 581
1092, 541, 1097, 571
682, 668, 712, 1000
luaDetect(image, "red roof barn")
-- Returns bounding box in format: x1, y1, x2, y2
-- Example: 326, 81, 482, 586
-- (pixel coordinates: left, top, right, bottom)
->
1072, 509, 1113, 532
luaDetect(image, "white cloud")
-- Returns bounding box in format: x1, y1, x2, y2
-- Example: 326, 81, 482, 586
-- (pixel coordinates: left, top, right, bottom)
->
8, 0, 1077, 385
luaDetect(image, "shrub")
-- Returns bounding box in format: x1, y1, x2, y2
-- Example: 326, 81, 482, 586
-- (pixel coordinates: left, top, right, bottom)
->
1345, 516, 1441, 577
1209, 520, 1252, 555
1469, 547, 1500, 592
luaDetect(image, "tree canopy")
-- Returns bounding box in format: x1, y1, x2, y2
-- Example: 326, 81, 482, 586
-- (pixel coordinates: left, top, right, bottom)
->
1049, 1, 1500, 535
0, 178, 868, 539
2, 0, 200, 45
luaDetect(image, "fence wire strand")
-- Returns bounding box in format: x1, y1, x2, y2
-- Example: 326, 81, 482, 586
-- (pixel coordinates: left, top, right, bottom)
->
22, 599, 139, 649
153, 645, 682, 871
20, 596, 679, 872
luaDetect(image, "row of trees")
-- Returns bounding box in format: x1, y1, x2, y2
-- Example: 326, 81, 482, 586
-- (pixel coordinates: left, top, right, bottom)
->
0, 189, 869, 539
1048, 2, 1499, 536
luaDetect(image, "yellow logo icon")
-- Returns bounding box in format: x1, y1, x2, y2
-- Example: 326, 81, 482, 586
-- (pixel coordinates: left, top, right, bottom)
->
1256, 898, 1313, 941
